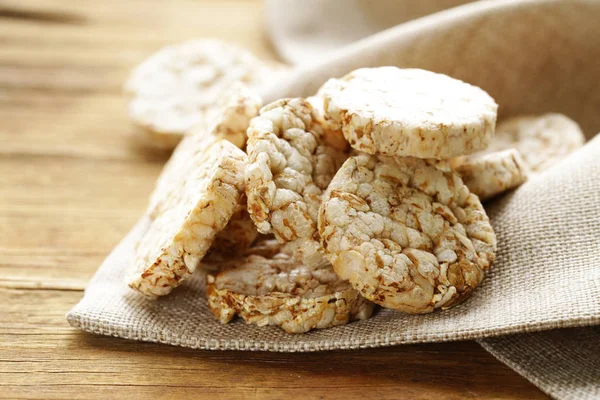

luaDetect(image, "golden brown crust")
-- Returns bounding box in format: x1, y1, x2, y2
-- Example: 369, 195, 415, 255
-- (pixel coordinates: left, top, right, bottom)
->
319, 67, 497, 159
128, 137, 247, 298
318, 154, 496, 313
245, 97, 348, 267
206, 253, 375, 333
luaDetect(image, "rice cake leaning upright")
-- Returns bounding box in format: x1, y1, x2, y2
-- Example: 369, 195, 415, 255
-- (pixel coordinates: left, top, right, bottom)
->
146, 84, 261, 219
128, 135, 246, 298
245, 98, 349, 268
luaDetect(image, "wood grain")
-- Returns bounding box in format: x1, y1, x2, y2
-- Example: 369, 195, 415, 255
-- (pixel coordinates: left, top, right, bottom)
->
1, 289, 546, 400
0, 0, 547, 398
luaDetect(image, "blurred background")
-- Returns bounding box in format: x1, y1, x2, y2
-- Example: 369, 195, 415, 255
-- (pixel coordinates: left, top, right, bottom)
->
0, 0, 280, 290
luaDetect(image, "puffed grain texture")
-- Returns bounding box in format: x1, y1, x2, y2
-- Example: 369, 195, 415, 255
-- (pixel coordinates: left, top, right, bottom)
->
146, 134, 202, 219
204, 197, 259, 262
145, 83, 260, 220
490, 113, 585, 172
129, 137, 246, 298
318, 154, 497, 313
190, 82, 262, 149
244, 236, 283, 258
206, 253, 375, 333
245, 97, 348, 267
319, 67, 498, 159
452, 149, 529, 201
125, 39, 279, 148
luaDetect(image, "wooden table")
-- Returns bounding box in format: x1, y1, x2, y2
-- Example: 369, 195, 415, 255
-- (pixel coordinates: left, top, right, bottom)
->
0, 1, 548, 398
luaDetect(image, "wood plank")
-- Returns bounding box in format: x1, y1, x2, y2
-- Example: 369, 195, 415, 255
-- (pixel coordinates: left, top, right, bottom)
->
0, 156, 159, 288
0, 289, 546, 400
0, 0, 279, 160
0, 0, 278, 61
0, 249, 103, 290
0, 156, 160, 209
0, 385, 542, 400
0, 98, 172, 161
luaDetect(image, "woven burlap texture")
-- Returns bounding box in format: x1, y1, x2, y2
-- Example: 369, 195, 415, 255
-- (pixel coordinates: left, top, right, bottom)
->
260, 1, 600, 398
67, 132, 600, 350
481, 327, 600, 400
68, 1, 600, 396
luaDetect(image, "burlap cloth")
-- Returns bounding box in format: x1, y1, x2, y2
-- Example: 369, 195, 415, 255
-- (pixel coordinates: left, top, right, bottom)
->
68, 0, 600, 398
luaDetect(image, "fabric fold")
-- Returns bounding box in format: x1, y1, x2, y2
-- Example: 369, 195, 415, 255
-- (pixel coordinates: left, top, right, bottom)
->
261, 1, 600, 398
67, 136, 600, 352
479, 327, 600, 400
264, 0, 478, 65
262, 0, 600, 135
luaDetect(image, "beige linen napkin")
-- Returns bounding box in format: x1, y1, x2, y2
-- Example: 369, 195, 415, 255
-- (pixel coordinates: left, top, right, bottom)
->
264, 0, 479, 65
263, 0, 600, 398
67, 136, 600, 346
68, 1, 600, 398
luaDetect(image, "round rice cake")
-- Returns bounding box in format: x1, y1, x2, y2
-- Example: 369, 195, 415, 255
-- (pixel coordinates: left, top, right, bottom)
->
318, 154, 497, 313
206, 252, 375, 333
245, 97, 348, 267
452, 149, 529, 201
490, 113, 585, 172
129, 137, 246, 298
318, 67, 498, 159
125, 39, 283, 149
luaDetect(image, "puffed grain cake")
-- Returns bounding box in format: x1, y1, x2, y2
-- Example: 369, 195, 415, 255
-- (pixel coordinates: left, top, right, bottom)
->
452, 149, 529, 201
318, 154, 497, 313
245, 97, 348, 267
146, 84, 260, 219
490, 113, 585, 172
206, 251, 375, 333
204, 197, 259, 262
128, 136, 246, 298
318, 67, 498, 159
189, 82, 262, 149
125, 39, 282, 149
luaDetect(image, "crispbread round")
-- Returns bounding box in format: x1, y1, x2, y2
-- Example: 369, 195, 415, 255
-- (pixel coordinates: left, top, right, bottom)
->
490, 113, 585, 172
206, 252, 375, 333
245, 97, 348, 267
318, 154, 497, 313
129, 137, 246, 298
451, 149, 529, 201
319, 67, 498, 159
125, 39, 283, 149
